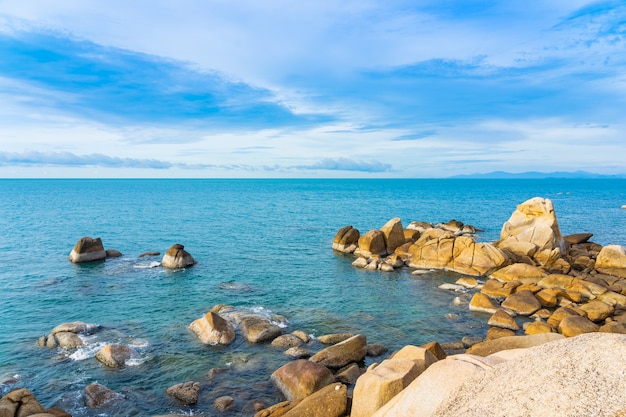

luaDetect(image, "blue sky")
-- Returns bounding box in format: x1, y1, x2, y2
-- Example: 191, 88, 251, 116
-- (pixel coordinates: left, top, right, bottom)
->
0, 0, 624, 177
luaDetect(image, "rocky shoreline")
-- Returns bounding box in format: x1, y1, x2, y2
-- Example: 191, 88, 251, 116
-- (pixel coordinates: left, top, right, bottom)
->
3, 196, 626, 416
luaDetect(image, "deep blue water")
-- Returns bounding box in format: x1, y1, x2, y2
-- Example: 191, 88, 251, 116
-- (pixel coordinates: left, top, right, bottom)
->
0, 179, 625, 416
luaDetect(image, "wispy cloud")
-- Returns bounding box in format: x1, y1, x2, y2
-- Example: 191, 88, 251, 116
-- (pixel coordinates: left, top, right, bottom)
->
390, 130, 437, 141
295, 158, 392, 173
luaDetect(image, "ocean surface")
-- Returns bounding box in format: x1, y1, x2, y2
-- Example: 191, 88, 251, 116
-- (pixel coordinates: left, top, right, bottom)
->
0, 178, 625, 416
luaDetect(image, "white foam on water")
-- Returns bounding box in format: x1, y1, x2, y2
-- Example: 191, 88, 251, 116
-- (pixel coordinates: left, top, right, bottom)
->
68, 341, 107, 361
128, 338, 149, 348
133, 261, 161, 269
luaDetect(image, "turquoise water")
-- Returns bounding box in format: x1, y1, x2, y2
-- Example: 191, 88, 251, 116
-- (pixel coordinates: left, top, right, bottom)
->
0, 179, 625, 416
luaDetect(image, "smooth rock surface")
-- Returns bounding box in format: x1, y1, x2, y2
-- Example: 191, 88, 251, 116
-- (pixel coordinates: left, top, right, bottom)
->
161, 244, 196, 269
69, 236, 106, 263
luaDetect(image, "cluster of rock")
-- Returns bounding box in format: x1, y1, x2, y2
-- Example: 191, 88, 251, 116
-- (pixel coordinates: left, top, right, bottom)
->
68, 236, 196, 269
0, 388, 70, 417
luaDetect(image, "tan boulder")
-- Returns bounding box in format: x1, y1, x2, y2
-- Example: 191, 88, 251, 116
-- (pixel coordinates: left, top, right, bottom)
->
335, 363, 363, 385
546, 306, 583, 328
486, 327, 516, 340
281, 383, 347, 417
496, 238, 538, 258
271, 334, 304, 349
579, 300, 614, 322
95, 344, 133, 368
452, 241, 508, 276
407, 231, 455, 270
468, 292, 499, 314
351, 359, 421, 417
380, 218, 406, 254
165, 381, 201, 405
599, 321, 626, 334
487, 309, 519, 331
501, 290, 541, 316
0, 388, 47, 416
161, 243, 196, 269
188, 311, 235, 345
596, 245, 626, 278
597, 290, 626, 308
420, 341, 447, 360
535, 288, 559, 308
499, 197, 565, 266
239, 316, 282, 344
456, 277, 479, 289
524, 320, 554, 335
538, 274, 607, 300
465, 333, 564, 356
490, 263, 546, 284
358, 230, 388, 256
481, 279, 520, 299
316, 333, 355, 345
564, 233, 593, 245
332, 225, 360, 253
37, 321, 98, 349
69, 236, 106, 263
310, 334, 367, 368
390, 345, 438, 374
271, 359, 334, 400
558, 315, 599, 337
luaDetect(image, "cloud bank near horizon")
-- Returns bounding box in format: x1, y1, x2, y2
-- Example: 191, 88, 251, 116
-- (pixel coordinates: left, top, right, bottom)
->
0, 1, 625, 177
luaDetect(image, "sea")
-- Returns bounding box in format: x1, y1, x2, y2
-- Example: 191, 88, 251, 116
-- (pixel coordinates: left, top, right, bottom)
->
0, 178, 625, 416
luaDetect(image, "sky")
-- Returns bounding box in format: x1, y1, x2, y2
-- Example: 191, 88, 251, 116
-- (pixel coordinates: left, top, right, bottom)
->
0, 0, 625, 178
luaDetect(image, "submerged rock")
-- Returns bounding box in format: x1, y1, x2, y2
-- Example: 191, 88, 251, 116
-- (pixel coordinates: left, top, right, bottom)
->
166, 381, 201, 405
69, 236, 107, 263
161, 244, 196, 269
84, 383, 120, 408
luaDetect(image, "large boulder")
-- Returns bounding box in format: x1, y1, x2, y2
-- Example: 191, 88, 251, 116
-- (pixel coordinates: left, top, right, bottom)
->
332, 225, 360, 253
468, 292, 499, 314
358, 230, 388, 257
189, 311, 235, 345
351, 359, 421, 417
498, 197, 565, 267
271, 359, 335, 400
95, 344, 134, 368
465, 333, 564, 356
239, 316, 283, 344
596, 245, 626, 278
389, 345, 438, 373
161, 244, 196, 269
0, 388, 47, 416
69, 236, 106, 263
84, 383, 120, 408
432, 333, 626, 417
309, 334, 367, 368
281, 383, 347, 417
380, 218, 406, 254
490, 263, 547, 284
558, 315, 599, 337
500, 290, 541, 316
37, 321, 98, 349
166, 381, 201, 405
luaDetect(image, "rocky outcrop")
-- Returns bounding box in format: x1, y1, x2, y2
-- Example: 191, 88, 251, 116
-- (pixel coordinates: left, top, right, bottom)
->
380, 218, 406, 254
37, 321, 98, 349
309, 334, 367, 368
69, 236, 107, 263
498, 197, 565, 267
188, 311, 235, 345
95, 344, 134, 368
271, 359, 334, 400
0, 388, 48, 416
332, 225, 360, 253
596, 245, 626, 278
357, 230, 388, 257
166, 381, 201, 405
161, 244, 196, 269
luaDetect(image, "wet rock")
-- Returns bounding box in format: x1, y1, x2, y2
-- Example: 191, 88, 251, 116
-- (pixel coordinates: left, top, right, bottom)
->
214, 396, 235, 411
38, 321, 98, 349
139, 251, 160, 257
292, 330, 310, 343
564, 233, 594, 245
316, 333, 355, 345
271, 334, 304, 349
69, 236, 106, 263
285, 347, 312, 359
271, 359, 335, 400
105, 249, 123, 258
335, 363, 362, 385
161, 244, 196, 269
332, 225, 360, 254
95, 344, 133, 368
310, 334, 367, 369
188, 311, 235, 345
239, 316, 282, 344
0, 388, 47, 416
367, 343, 389, 357
84, 383, 120, 408
166, 381, 201, 405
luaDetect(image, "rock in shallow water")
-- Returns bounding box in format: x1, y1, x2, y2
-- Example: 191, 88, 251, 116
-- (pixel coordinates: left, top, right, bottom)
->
166, 381, 201, 405
161, 244, 196, 269
69, 236, 106, 263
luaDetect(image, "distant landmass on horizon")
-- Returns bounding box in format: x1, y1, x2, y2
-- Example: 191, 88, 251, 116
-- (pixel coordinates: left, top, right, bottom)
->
450, 171, 626, 179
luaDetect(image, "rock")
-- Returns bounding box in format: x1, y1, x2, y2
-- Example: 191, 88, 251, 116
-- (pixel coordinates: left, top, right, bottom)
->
486, 327, 516, 340
404, 229, 421, 242
380, 218, 406, 254
335, 363, 363, 385
596, 245, 626, 278
105, 249, 122, 258
358, 230, 388, 256
367, 343, 389, 357
432, 333, 626, 417
535, 288, 559, 308
499, 197, 565, 266
239, 316, 283, 344
281, 383, 347, 417
271, 359, 335, 400
189, 311, 236, 345
351, 359, 421, 417
50, 321, 98, 335
214, 396, 235, 411
546, 306, 583, 328
420, 341, 447, 360
452, 240, 509, 276
468, 292, 499, 314
558, 315, 599, 337
285, 347, 312, 359
538, 273, 607, 300
461, 336, 483, 348
481, 279, 520, 299
0, 388, 47, 416
389, 345, 438, 373
38, 321, 98, 349
456, 277, 479, 289
271, 334, 304, 349
352, 257, 369, 268
310, 334, 367, 368
166, 381, 201, 405
580, 300, 614, 322
316, 333, 355, 345
84, 383, 120, 408
139, 251, 160, 257
490, 263, 546, 284
563, 233, 594, 245
161, 244, 196, 269
501, 290, 541, 316
254, 399, 300, 417
292, 330, 310, 343
332, 225, 360, 253
95, 344, 133, 368
487, 309, 519, 331
68, 236, 106, 263
524, 320, 554, 335
370, 354, 495, 417
465, 333, 564, 356
599, 321, 626, 334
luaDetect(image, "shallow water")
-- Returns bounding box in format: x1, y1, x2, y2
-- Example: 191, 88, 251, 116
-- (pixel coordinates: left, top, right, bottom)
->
0, 179, 624, 416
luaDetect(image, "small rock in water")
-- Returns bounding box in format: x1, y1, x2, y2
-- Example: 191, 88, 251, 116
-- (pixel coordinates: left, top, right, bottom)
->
462, 336, 483, 348
139, 251, 160, 257
166, 381, 201, 405
214, 395, 235, 411
84, 383, 120, 408
285, 346, 312, 359
366, 343, 389, 357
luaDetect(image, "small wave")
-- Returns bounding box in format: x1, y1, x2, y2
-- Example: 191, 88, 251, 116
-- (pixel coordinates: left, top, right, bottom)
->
218, 281, 253, 292
128, 338, 150, 348
68, 342, 107, 361
133, 261, 161, 269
